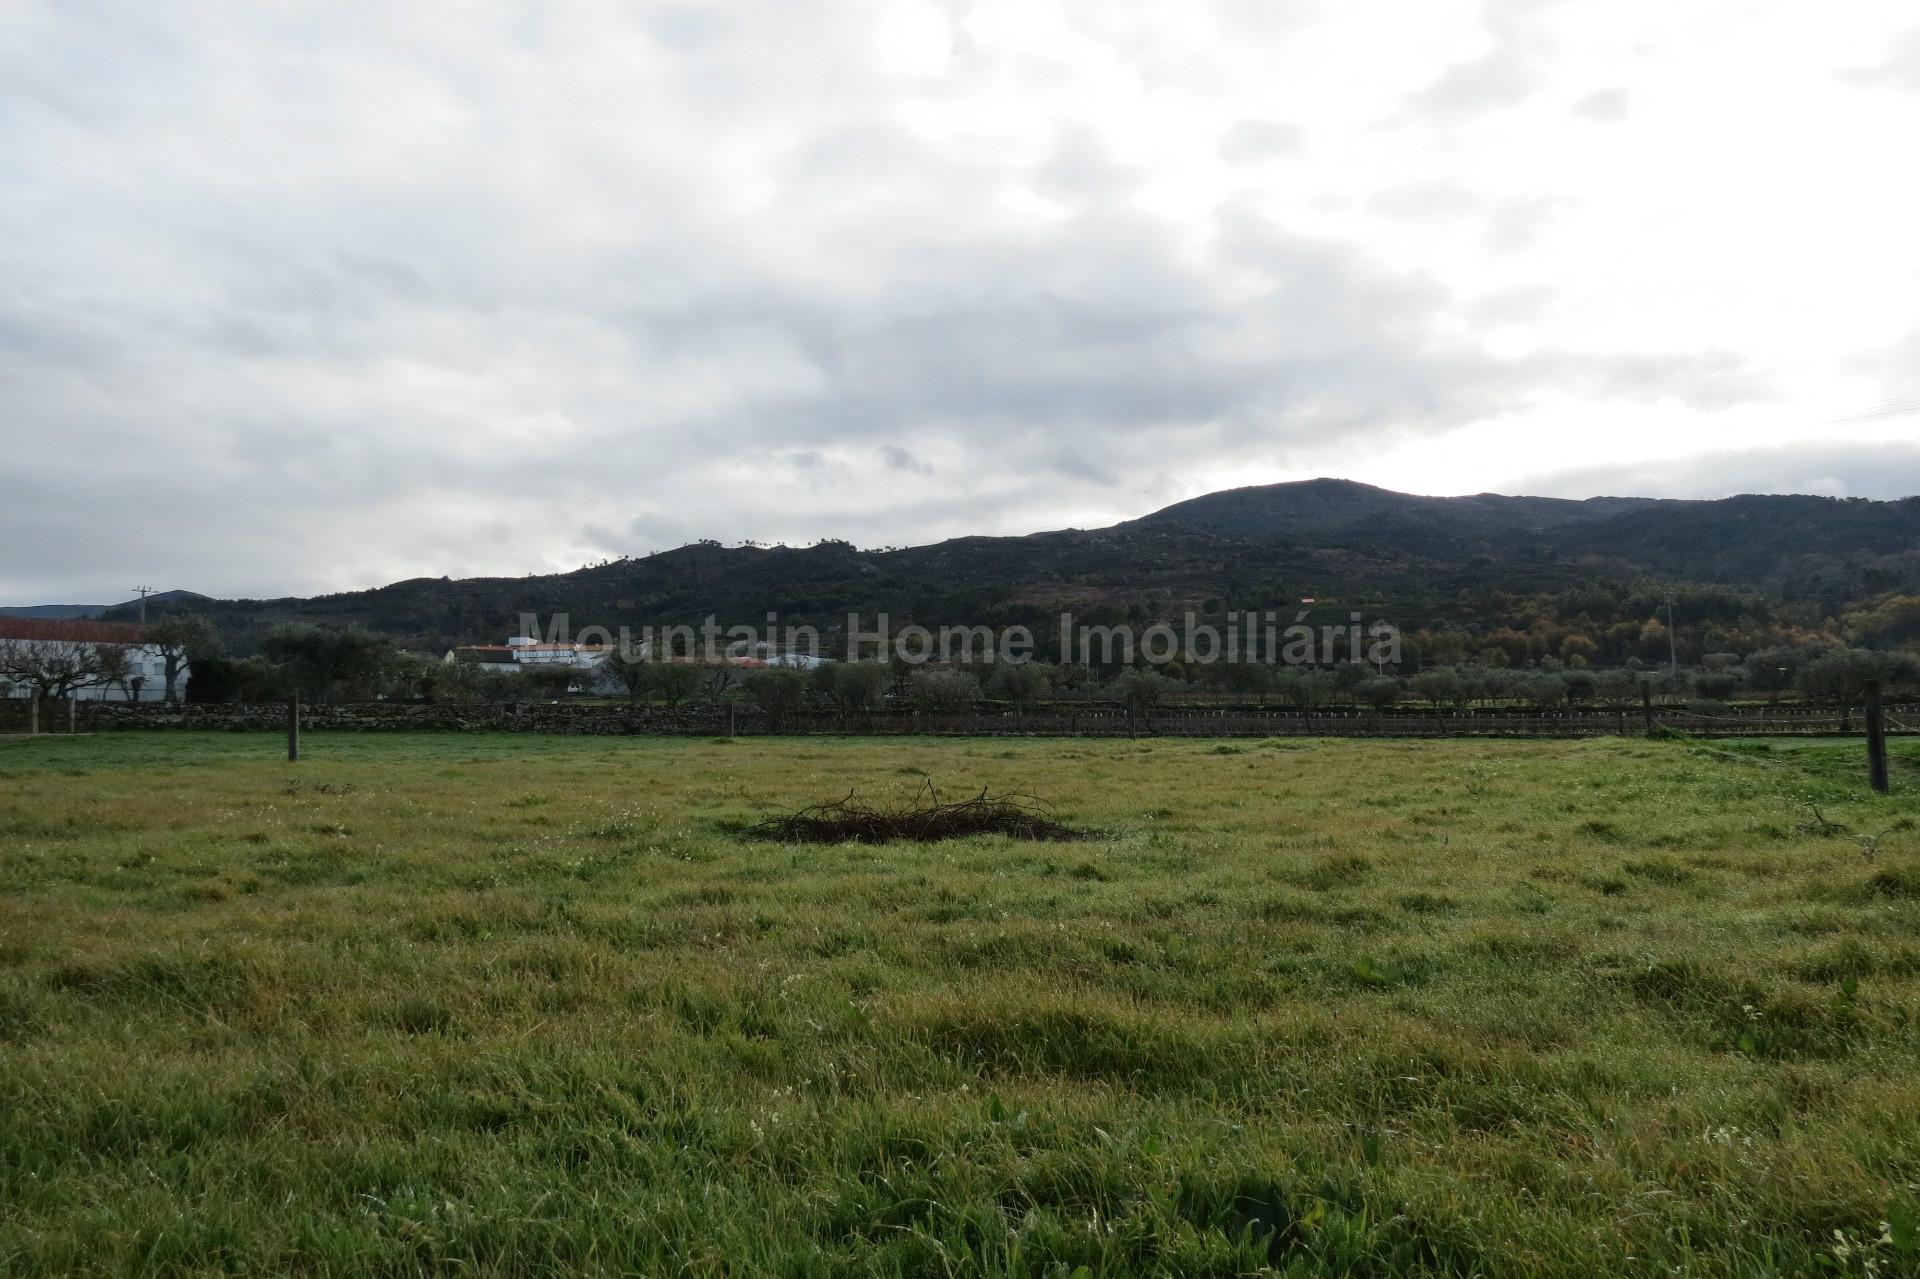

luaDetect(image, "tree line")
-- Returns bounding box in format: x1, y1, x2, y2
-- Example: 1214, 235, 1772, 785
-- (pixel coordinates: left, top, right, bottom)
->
40, 607, 1908, 716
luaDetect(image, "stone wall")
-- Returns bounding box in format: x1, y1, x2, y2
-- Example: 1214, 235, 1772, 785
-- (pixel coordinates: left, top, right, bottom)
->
10, 698, 1908, 739
71, 700, 742, 735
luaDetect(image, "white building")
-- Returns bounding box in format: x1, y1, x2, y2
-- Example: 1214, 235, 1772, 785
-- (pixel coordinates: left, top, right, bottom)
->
0, 619, 184, 702
443, 636, 617, 672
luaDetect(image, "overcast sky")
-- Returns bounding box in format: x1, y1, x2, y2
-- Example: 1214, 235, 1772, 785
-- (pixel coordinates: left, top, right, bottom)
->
3, 1, 1918, 603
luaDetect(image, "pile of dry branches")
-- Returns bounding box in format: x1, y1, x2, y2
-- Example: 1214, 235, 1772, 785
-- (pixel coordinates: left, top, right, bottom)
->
746, 782, 1089, 844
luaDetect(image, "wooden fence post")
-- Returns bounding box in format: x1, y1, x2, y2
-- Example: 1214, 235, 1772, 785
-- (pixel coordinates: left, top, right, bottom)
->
67, 697, 76, 734
29, 695, 38, 735
1642, 681, 1655, 739
287, 695, 300, 762
1866, 680, 1889, 794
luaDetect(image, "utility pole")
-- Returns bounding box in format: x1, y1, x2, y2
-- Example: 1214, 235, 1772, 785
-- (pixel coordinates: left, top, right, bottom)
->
130, 585, 156, 624
1865, 680, 1889, 794
1665, 595, 1678, 674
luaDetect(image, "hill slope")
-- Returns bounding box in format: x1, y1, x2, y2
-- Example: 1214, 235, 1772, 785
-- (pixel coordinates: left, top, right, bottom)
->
96, 480, 1920, 649
1134, 477, 1656, 557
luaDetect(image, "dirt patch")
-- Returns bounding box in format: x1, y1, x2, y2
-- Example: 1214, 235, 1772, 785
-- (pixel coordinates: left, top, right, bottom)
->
745, 784, 1092, 844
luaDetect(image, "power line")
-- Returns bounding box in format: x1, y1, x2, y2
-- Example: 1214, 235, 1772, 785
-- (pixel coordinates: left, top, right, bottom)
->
1821, 394, 1920, 425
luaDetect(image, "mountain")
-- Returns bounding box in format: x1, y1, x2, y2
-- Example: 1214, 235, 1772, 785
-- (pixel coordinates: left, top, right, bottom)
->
0, 590, 212, 622
99, 480, 1920, 652
1544, 494, 1920, 585
1133, 477, 1656, 557
140, 590, 215, 608
1135, 479, 1920, 586
0, 603, 115, 620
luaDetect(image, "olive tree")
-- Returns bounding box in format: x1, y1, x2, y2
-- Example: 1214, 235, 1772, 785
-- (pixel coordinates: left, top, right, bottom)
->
1523, 674, 1568, 708
1594, 670, 1641, 708
1799, 648, 1917, 709
742, 668, 810, 731
653, 663, 705, 708
518, 665, 578, 700
1409, 669, 1463, 708
910, 669, 983, 715
603, 650, 653, 701
1354, 676, 1403, 709
259, 625, 397, 703
832, 662, 892, 719
1693, 670, 1743, 701
1272, 668, 1329, 709
987, 661, 1050, 722
1112, 668, 1174, 718
144, 614, 221, 704
1561, 669, 1598, 705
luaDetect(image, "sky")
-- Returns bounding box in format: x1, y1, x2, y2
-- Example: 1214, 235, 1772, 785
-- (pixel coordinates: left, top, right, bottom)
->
2, 1, 1918, 603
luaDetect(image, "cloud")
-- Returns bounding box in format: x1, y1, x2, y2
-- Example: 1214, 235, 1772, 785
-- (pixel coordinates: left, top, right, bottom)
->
1573, 350, 1771, 410
1409, 50, 1535, 119
879, 445, 934, 475
1034, 125, 1141, 204
1367, 181, 1482, 221
1515, 440, 1920, 501
1484, 196, 1565, 253
1467, 285, 1558, 325
1571, 88, 1630, 120
0, 0, 1913, 603
1218, 119, 1305, 164
1841, 28, 1920, 91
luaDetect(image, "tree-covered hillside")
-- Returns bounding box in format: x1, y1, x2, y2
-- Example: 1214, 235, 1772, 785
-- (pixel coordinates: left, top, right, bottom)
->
108, 480, 1920, 660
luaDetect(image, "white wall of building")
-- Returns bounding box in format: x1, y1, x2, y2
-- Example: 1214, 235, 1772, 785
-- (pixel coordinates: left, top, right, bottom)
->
0, 642, 183, 702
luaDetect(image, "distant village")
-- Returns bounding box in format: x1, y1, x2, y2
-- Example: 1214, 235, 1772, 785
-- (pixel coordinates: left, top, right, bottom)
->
0, 617, 822, 705
444, 634, 823, 694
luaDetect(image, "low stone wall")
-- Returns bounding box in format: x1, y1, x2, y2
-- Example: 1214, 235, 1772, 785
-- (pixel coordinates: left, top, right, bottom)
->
42, 699, 1917, 739
74, 701, 737, 735
0, 698, 102, 734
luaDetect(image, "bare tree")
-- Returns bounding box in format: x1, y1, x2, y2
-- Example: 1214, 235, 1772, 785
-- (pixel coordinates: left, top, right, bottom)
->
93, 645, 135, 701
0, 637, 115, 705
603, 650, 652, 701
702, 662, 739, 702
652, 662, 704, 708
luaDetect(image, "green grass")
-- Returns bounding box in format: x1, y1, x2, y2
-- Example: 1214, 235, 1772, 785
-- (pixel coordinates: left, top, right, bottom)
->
2, 731, 1919, 1276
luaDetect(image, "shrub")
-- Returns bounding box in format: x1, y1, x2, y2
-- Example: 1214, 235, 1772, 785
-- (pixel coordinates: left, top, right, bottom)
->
986, 661, 1050, 710
830, 662, 891, 715
910, 669, 983, 714
1520, 674, 1567, 708
1561, 670, 1597, 704
1409, 670, 1463, 707
1354, 676, 1403, 709
1113, 668, 1175, 712
1694, 670, 1743, 700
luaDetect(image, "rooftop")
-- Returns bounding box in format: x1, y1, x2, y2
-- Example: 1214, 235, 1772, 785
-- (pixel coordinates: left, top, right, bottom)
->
0, 618, 150, 644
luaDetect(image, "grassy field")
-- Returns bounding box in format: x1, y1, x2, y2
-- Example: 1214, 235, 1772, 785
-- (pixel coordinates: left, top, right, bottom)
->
2, 731, 1919, 1277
